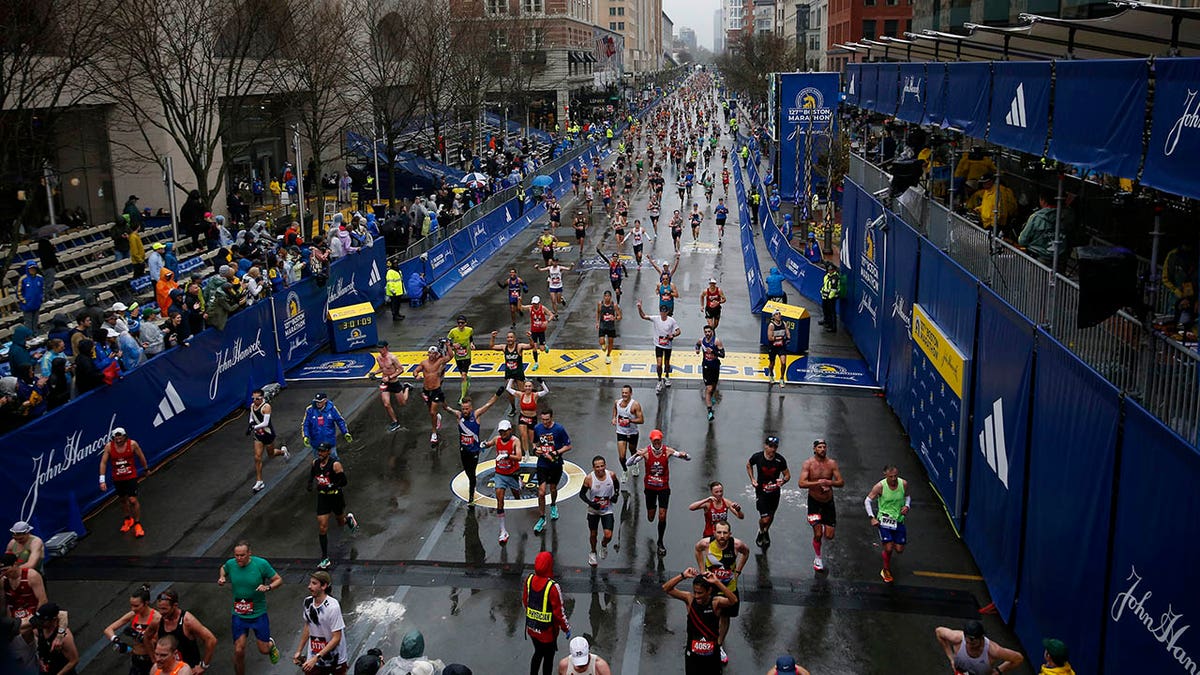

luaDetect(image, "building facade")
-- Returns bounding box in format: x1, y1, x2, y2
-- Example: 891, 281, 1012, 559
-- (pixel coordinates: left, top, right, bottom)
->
912, 0, 1126, 33
714, 8, 726, 51
807, 0, 828, 70
596, 0, 663, 73
826, 0, 912, 69
722, 0, 747, 48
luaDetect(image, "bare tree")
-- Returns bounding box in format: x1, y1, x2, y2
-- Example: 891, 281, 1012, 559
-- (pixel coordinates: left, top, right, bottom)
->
716, 32, 797, 101
487, 14, 554, 145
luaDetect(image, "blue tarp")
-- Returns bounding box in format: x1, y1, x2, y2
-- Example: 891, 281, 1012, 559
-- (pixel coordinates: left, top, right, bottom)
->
844, 63, 861, 106
840, 181, 884, 375
896, 63, 927, 124
944, 62, 991, 139
1141, 57, 1200, 199
988, 61, 1051, 156
923, 63, 947, 127
1048, 59, 1148, 180
875, 63, 899, 117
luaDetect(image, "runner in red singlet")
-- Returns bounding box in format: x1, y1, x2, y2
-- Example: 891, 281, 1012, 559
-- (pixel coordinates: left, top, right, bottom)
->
688, 481, 744, 538
483, 419, 524, 544
627, 429, 691, 557
98, 427, 150, 538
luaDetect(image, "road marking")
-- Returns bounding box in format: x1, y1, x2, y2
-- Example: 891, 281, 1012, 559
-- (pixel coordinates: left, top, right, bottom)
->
912, 570, 985, 581
620, 601, 646, 674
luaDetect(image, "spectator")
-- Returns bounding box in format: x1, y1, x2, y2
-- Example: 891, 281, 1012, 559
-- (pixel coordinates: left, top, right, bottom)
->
35, 236, 58, 302
1163, 241, 1198, 318
963, 172, 1017, 234
336, 222, 358, 258
129, 223, 147, 279
8, 365, 48, 421
123, 194, 144, 231
74, 339, 103, 393
380, 630, 444, 675
68, 313, 92, 359
217, 215, 234, 247
1018, 189, 1074, 267
117, 323, 145, 372
163, 310, 190, 349
204, 278, 242, 331
953, 147, 997, 194
1040, 638, 1074, 675
179, 190, 206, 250
820, 263, 840, 333
45, 359, 71, 410
36, 338, 66, 380
269, 178, 281, 205
241, 267, 266, 302
385, 259, 406, 321
16, 261, 43, 331
98, 327, 122, 381
155, 269, 179, 317
111, 214, 132, 261
163, 242, 179, 276
765, 266, 787, 304
803, 232, 823, 264
139, 307, 165, 358
147, 242, 165, 283
406, 270, 433, 305
46, 314, 71, 354
8, 325, 34, 376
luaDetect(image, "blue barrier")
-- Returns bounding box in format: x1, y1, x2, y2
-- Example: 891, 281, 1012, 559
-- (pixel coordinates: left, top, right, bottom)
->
738, 155, 826, 305
840, 183, 884, 374
880, 219, 920, 432
733, 165, 767, 313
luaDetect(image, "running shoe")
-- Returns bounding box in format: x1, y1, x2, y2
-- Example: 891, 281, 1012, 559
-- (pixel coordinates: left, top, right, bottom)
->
120, 517, 134, 533
268, 638, 281, 664
133, 523, 145, 538
881, 569, 894, 583
544, 344, 550, 353
605, 356, 612, 364
768, 377, 776, 385
531, 362, 539, 372
252, 480, 266, 493
317, 558, 332, 570
813, 556, 824, 571
509, 408, 517, 417
655, 381, 663, 393
346, 512, 359, 532
631, 461, 640, 477
436, 413, 442, 430
499, 530, 510, 544
589, 552, 598, 567
388, 422, 402, 433
755, 531, 765, 548
720, 647, 729, 664
779, 380, 786, 388
601, 544, 608, 560
550, 505, 559, 520
665, 378, 672, 387
280, 445, 290, 460
656, 543, 667, 557
621, 469, 628, 484
534, 517, 546, 534
430, 432, 439, 444
762, 530, 771, 547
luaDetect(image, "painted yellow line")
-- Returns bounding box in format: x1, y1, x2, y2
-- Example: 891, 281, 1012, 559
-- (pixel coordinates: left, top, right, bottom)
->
912, 570, 985, 582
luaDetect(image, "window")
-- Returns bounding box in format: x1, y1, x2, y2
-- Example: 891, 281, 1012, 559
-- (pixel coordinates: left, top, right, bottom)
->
486, 0, 506, 15
618, 6, 624, 14
862, 19, 876, 39
527, 27, 544, 48
610, 21, 617, 30
522, 0, 543, 13
609, 6, 615, 14
619, 21, 625, 30
864, 0, 875, 6
905, 19, 912, 33
884, 19, 897, 35
490, 29, 508, 48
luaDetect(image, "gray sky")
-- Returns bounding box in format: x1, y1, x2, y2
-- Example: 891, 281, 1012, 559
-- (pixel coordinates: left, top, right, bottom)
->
664, 0, 721, 51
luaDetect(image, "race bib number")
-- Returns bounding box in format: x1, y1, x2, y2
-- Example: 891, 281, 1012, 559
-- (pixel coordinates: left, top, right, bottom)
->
316, 475, 332, 488
454, 344, 468, 357
309, 637, 327, 657
594, 497, 610, 510
234, 599, 255, 615
878, 514, 899, 530
460, 434, 476, 447
617, 416, 630, 428
689, 639, 715, 656
510, 289, 520, 299
806, 513, 822, 524
113, 458, 134, 479
13, 607, 31, 620
656, 335, 671, 347
761, 480, 779, 493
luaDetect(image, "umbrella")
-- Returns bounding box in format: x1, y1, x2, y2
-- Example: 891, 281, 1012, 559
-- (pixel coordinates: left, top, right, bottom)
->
530, 175, 553, 188
33, 224, 68, 239
459, 172, 489, 185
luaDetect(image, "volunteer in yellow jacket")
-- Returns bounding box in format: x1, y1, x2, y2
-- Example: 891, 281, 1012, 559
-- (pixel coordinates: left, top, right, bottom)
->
385, 260, 406, 321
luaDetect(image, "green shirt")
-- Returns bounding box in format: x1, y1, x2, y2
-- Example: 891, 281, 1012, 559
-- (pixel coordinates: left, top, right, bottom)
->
878, 479, 906, 522
448, 326, 474, 360
223, 556, 277, 619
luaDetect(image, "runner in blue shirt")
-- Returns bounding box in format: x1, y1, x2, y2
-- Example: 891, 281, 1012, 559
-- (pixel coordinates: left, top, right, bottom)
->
531, 408, 572, 534
714, 198, 729, 246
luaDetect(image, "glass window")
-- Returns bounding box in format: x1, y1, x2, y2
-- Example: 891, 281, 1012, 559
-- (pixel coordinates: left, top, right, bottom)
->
884, 19, 898, 35
522, 0, 544, 12
486, 0, 507, 15
862, 19, 876, 39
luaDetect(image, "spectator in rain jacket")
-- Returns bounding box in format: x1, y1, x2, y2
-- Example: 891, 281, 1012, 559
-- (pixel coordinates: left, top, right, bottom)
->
74, 339, 103, 394
16, 261, 44, 331
766, 266, 787, 303
147, 242, 165, 283
8, 325, 34, 376
164, 242, 179, 276
302, 393, 350, 459
803, 232, 823, 265
156, 268, 179, 317
204, 277, 241, 330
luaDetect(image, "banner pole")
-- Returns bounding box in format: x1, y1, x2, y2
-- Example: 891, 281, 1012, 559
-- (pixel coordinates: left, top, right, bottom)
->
1047, 170, 1064, 327
269, 295, 282, 357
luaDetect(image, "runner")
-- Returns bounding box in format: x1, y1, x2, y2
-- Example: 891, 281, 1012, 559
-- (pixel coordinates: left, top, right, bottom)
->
302, 393, 352, 460
248, 388, 289, 494
573, 213, 588, 255
746, 436, 790, 548
595, 290, 622, 364
446, 317, 476, 400
629, 219, 647, 267
489, 330, 535, 416
713, 198, 729, 245
611, 214, 627, 251
532, 408, 572, 534
98, 427, 150, 538
309, 443, 358, 570
765, 310, 791, 385
414, 345, 452, 445
583, 183, 594, 214
218, 541, 283, 675
498, 268, 529, 328
695, 325, 725, 421
570, 167, 581, 196
34, 604, 78, 675
524, 552, 570, 675
661, 568, 735, 675
700, 279, 727, 330
506, 378, 551, 458
648, 197, 661, 236
688, 481, 744, 538
517, 296, 554, 370
595, 250, 626, 305
612, 385, 644, 480
559, 636, 613, 675
2, 553, 47, 625
636, 299, 681, 393
444, 388, 504, 504
481, 419, 522, 543
155, 590, 217, 673
693, 522, 749, 664
151, 636, 192, 675
934, 622, 1025, 675
689, 204, 703, 244
102, 585, 160, 675
5, 521, 44, 572
537, 228, 558, 266
292, 571, 348, 675
627, 429, 691, 556
669, 210, 684, 253
537, 258, 572, 315
579, 456, 620, 567
721, 168, 730, 195
797, 439, 845, 572
865, 464, 911, 583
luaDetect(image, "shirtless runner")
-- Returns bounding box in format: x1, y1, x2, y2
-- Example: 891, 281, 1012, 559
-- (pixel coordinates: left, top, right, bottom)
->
414, 344, 452, 445
797, 439, 845, 572
375, 340, 411, 433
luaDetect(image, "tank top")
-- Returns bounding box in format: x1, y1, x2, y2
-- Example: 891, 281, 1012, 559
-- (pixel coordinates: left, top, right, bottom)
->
152, 662, 186, 675
311, 457, 340, 495
632, 229, 644, 245
599, 303, 617, 332
38, 628, 75, 675
878, 479, 906, 524
571, 655, 599, 675
129, 610, 156, 647
953, 637, 992, 675
530, 305, 549, 332
507, 278, 522, 300
615, 398, 638, 436
644, 447, 670, 490
503, 346, 523, 374
250, 402, 273, 436
546, 268, 563, 290
458, 413, 481, 454
158, 610, 201, 666
608, 263, 622, 282
685, 597, 720, 657
703, 500, 728, 537
586, 470, 615, 515
494, 436, 520, 475
703, 539, 738, 592
109, 440, 137, 481
769, 321, 787, 347
659, 283, 674, 306
4, 568, 39, 619
704, 288, 722, 309
518, 392, 539, 422
699, 335, 720, 365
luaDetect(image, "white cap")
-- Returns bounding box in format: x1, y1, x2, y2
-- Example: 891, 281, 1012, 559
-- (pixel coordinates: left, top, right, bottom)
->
104, 326, 120, 338
531, 296, 541, 304
569, 636, 590, 666
428, 346, 440, 353
111, 302, 128, 312
497, 420, 512, 431
111, 427, 127, 437
708, 277, 717, 284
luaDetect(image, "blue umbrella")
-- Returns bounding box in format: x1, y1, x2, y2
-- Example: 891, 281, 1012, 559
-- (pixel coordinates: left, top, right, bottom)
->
530, 175, 553, 188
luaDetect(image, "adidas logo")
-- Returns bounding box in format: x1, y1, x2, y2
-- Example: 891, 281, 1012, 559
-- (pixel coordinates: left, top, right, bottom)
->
978, 398, 1010, 488
369, 261, 381, 286
1004, 83, 1027, 128
505, 208, 513, 223
848, 75, 856, 95
152, 382, 186, 427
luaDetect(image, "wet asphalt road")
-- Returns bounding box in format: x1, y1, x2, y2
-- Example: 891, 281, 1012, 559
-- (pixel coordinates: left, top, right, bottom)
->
52, 104, 1034, 675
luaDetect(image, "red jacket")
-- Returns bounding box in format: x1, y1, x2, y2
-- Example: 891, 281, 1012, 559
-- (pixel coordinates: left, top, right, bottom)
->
522, 552, 570, 643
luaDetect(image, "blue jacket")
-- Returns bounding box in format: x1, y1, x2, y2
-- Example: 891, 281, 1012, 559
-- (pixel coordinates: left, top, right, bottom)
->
766, 267, 785, 296
303, 402, 348, 446
17, 262, 43, 312
8, 325, 34, 375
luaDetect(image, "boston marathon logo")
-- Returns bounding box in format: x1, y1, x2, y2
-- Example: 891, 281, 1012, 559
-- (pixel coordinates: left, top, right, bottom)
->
786, 87, 834, 128
283, 291, 309, 362
451, 460, 586, 509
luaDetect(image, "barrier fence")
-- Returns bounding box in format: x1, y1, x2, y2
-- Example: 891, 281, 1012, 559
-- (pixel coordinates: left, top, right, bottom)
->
834, 174, 1200, 675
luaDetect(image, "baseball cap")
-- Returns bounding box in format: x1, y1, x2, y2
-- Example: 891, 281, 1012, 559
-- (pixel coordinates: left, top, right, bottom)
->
1043, 638, 1069, 664
111, 427, 127, 437
152, 242, 165, 250
35, 603, 60, 620
813, 438, 827, 447
103, 326, 120, 338
708, 277, 717, 284
310, 570, 332, 586
442, 666, 473, 675
10, 521, 32, 534
498, 420, 512, 431
457, 315, 467, 322
111, 302, 128, 312
531, 295, 541, 304
313, 393, 328, 402
0, 553, 17, 567
764, 435, 780, 447
377, 340, 389, 348
569, 636, 591, 666
774, 655, 798, 672
428, 346, 440, 353
649, 429, 664, 441
317, 442, 332, 452
964, 620, 986, 639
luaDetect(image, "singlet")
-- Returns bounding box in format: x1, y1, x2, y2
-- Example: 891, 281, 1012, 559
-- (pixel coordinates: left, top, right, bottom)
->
129, 610, 156, 648
311, 458, 340, 495
539, 236, 555, 253
599, 303, 617, 333
608, 264, 623, 283
769, 321, 787, 347
703, 500, 729, 538
507, 277, 522, 301
109, 440, 137, 481
715, 205, 729, 221
152, 662, 186, 675
699, 335, 721, 366
703, 539, 738, 592
159, 610, 201, 666
518, 392, 539, 423
586, 470, 615, 515
704, 288, 722, 309
530, 305, 549, 332
878, 479, 907, 524
570, 655, 599, 675
459, 413, 482, 454
658, 283, 675, 308
953, 637, 992, 675
615, 398, 639, 437
250, 402, 274, 436
503, 346, 524, 375
690, 212, 702, 226
685, 597, 720, 657
494, 436, 520, 475
38, 629, 75, 675
643, 447, 671, 491
546, 267, 563, 290
4, 568, 38, 619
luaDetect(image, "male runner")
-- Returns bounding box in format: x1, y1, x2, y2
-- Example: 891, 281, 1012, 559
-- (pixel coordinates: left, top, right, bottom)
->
636, 300, 681, 393
746, 436, 790, 548
444, 388, 504, 503
217, 541, 283, 675
292, 571, 348, 675
688, 481, 744, 538
559, 636, 613, 675
2, 552, 47, 625
151, 636, 193, 675
669, 210, 684, 253
647, 197, 661, 236
532, 408, 572, 534
865, 464, 911, 583
489, 330, 535, 416
573, 213, 588, 255
482, 419, 522, 543
537, 259, 572, 315
6, 521, 44, 572
934, 621, 1025, 675
447, 316, 476, 400
714, 198, 729, 245
537, 229, 558, 266
596, 250, 626, 304
612, 385, 644, 479
372, 341, 411, 433
580, 456, 620, 567
695, 324, 725, 421
507, 378, 551, 458
661, 568, 735, 675
797, 439, 845, 571
596, 290, 622, 364
414, 345, 452, 444
689, 204, 703, 244
98, 427, 150, 538
700, 279, 726, 330
517, 297, 554, 370
308, 443, 358, 570
627, 429, 691, 556
653, 270, 679, 318
765, 310, 791, 386
498, 269, 529, 327
248, 388, 289, 494
693, 522, 749, 664
155, 589, 217, 673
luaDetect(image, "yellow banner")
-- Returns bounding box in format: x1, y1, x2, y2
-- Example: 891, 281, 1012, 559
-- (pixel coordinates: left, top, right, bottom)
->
762, 300, 809, 321
327, 302, 375, 321
911, 303, 967, 398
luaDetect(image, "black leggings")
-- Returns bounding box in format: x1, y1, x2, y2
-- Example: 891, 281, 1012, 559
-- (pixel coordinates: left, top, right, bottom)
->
461, 450, 480, 497
530, 639, 556, 675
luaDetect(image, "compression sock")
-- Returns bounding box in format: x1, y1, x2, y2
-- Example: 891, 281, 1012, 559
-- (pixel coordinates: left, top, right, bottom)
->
657, 519, 667, 544
882, 550, 892, 570
460, 377, 469, 399
319, 534, 329, 558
